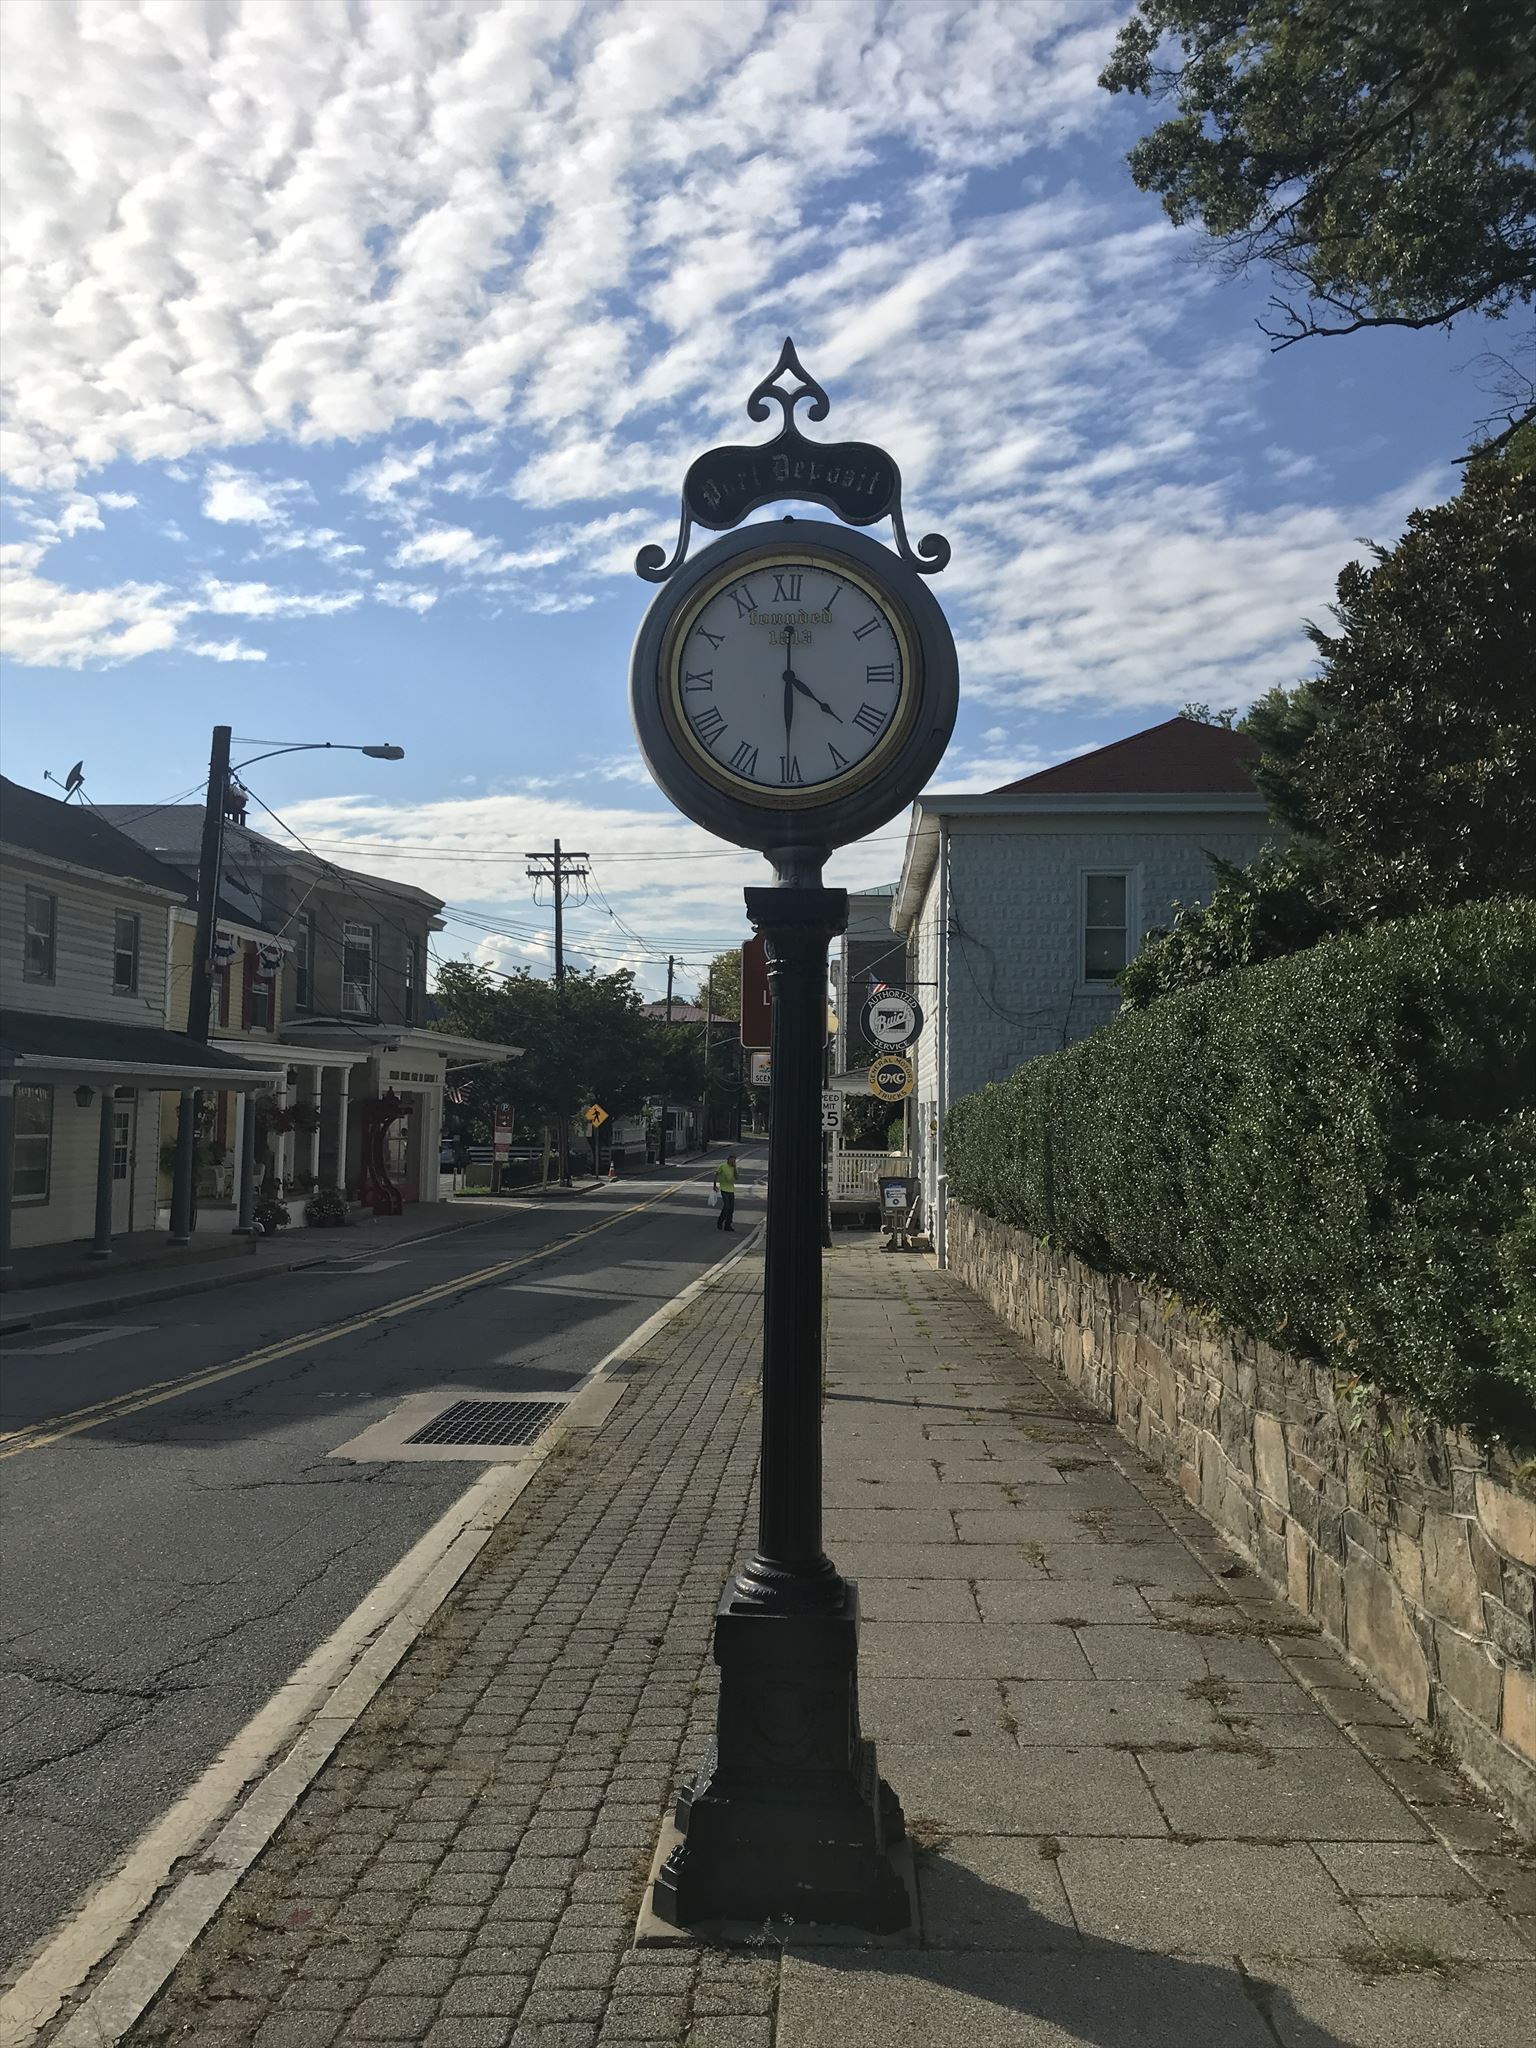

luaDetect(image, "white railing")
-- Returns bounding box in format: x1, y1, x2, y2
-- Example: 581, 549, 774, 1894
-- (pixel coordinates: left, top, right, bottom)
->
832, 1149, 909, 1202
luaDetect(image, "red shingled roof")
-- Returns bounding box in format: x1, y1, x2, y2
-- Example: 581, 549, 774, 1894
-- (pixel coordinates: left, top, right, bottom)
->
992, 716, 1260, 796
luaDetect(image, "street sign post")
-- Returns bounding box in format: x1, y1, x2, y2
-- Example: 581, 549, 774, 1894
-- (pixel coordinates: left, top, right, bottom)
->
493, 1104, 515, 1194
869, 1054, 915, 1102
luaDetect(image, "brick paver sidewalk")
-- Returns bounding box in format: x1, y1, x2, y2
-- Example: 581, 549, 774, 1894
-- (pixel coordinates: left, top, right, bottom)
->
117, 1244, 1532, 2048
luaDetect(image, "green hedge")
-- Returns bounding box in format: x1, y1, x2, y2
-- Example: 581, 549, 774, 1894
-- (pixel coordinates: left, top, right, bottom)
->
945, 900, 1536, 1440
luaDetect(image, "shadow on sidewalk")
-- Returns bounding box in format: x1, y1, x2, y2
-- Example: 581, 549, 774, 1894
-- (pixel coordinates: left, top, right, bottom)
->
792, 1857, 1359, 2048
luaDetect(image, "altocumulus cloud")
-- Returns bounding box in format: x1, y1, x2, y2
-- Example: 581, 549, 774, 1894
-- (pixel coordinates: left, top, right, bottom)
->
0, 0, 1451, 712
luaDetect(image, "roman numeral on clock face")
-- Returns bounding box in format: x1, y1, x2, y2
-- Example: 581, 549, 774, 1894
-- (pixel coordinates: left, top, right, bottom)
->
853, 617, 883, 641
731, 585, 757, 617
779, 754, 803, 784
866, 662, 896, 688
697, 627, 725, 651
852, 702, 887, 737
692, 705, 727, 743
683, 669, 713, 692
772, 572, 802, 603
728, 741, 759, 776
828, 743, 850, 772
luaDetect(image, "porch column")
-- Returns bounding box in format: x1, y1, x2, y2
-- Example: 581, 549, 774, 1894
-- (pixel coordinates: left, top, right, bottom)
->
336, 1070, 351, 1199
307, 1066, 322, 1188
235, 1091, 257, 1234
169, 1090, 196, 1244
0, 1085, 14, 1293
89, 1089, 115, 1259
275, 1074, 291, 1196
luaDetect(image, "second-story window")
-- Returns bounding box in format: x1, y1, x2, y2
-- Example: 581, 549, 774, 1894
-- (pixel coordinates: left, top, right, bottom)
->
294, 910, 314, 1010
243, 944, 275, 1030
403, 939, 418, 1024
342, 922, 376, 1014
23, 887, 56, 982
113, 911, 140, 994
1082, 872, 1130, 983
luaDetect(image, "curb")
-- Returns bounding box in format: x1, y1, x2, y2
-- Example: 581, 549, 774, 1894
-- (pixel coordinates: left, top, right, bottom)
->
0, 1223, 763, 2048
0, 1208, 513, 1338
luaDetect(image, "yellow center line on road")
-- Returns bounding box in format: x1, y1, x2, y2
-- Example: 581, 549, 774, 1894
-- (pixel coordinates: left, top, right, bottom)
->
0, 1170, 716, 1462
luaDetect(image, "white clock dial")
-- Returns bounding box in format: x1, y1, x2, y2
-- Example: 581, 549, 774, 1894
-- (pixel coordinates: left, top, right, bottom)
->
667, 554, 912, 801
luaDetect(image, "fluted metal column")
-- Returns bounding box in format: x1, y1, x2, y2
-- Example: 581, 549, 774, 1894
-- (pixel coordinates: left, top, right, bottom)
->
734, 885, 845, 1604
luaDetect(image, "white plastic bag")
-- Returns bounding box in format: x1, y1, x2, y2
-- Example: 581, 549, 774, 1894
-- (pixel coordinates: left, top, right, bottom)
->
707, 1189, 723, 1211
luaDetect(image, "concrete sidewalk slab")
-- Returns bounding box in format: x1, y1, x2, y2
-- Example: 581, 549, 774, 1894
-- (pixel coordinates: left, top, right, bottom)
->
98, 1241, 1532, 2048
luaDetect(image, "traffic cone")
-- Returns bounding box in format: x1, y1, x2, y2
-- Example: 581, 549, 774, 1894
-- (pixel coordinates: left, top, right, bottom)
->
607, 1160, 617, 1182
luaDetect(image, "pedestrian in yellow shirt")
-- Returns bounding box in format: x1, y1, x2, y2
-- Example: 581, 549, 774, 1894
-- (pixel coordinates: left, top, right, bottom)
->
713, 1154, 737, 1233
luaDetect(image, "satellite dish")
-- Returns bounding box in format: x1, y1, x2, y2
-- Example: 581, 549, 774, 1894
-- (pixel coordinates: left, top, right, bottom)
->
64, 761, 84, 794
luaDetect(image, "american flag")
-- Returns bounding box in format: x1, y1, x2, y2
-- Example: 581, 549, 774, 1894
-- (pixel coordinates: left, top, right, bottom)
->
445, 1083, 468, 1105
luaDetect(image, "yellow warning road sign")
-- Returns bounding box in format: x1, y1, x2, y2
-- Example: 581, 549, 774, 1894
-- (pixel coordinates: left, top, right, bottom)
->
583, 1103, 610, 1128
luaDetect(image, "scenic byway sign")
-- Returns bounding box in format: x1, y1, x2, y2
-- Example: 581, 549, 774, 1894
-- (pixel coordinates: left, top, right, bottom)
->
869, 1054, 914, 1102
860, 991, 923, 1049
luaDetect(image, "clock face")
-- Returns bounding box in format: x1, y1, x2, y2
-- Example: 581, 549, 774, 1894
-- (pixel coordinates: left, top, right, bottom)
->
662, 548, 916, 806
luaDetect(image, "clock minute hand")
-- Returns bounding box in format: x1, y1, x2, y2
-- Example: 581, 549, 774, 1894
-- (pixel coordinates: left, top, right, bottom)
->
789, 673, 843, 722
782, 664, 796, 750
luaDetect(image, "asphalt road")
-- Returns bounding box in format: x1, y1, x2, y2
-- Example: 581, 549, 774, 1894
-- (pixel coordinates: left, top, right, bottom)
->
0, 1153, 761, 1983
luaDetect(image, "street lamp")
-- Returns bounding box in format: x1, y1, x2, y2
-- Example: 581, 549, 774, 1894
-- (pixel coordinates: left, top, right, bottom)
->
167, 726, 405, 1243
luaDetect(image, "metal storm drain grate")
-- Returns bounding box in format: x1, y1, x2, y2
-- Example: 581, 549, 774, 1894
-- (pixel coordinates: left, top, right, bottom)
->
405, 1398, 566, 1448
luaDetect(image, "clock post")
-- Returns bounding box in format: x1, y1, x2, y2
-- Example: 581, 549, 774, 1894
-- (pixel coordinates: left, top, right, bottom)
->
629, 341, 957, 1933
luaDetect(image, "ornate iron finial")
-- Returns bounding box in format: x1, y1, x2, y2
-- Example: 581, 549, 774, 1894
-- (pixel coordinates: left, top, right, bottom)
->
746, 337, 830, 429
636, 337, 950, 583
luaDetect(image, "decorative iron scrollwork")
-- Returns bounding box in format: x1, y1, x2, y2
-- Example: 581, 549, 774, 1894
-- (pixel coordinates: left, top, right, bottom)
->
636, 337, 951, 582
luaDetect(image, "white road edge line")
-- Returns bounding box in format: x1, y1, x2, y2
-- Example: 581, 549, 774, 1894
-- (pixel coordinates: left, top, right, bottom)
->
0, 1222, 762, 2048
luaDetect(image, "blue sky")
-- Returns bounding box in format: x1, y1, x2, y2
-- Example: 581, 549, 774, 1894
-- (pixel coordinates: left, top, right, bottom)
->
0, 0, 1505, 1000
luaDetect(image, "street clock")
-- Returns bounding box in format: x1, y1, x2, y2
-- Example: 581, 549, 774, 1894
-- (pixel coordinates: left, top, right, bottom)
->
630, 344, 957, 859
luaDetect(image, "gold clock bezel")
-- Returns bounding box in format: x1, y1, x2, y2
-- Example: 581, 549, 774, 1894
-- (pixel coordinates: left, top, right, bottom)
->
658, 540, 922, 810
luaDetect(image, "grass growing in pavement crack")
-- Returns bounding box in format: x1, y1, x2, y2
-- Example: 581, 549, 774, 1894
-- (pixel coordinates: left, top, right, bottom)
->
1341, 1939, 1456, 1981
907, 1814, 952, 1861
1183, 1674, 1238, 1708
1038, 1836, 1063, 1861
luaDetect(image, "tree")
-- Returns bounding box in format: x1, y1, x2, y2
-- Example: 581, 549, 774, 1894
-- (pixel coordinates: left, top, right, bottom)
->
689, 947, 741, 1020
1122, 453, 1536, 1001
431, 962, 659, 1140
1100, 3, 1536, 391
1253, 454, 1536, 916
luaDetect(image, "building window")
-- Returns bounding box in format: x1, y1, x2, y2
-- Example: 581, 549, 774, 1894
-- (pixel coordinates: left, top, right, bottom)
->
1082, 872, 1130, 983
216, 963, 231, 1029
403, 940, 418, 1024
13, 1084, 54, 1201
113, 911, 140, 994
23, 888, 56, 982
342, 922, 376, 1014
294, 910, 314, 1010
244, 945, 274, 1030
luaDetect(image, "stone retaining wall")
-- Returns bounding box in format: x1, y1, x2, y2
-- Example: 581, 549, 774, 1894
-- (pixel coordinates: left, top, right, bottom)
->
948, 1203, 1536, 1832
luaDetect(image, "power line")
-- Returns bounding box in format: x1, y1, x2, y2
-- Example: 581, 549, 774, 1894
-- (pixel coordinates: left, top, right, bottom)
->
274, 831, 914, 864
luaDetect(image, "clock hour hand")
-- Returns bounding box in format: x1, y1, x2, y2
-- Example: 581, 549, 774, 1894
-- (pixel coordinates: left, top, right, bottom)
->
788, 673, 843, 722
782, 663, 796, 749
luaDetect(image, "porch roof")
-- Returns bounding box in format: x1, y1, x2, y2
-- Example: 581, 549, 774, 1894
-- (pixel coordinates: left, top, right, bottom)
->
280, 1022, 523, 1064
0, 1011, 286, 1091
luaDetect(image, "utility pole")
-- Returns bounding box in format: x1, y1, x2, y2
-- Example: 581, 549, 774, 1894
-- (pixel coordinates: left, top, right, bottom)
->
170, 723, 232, 1244
703, 968, 714, 1148
524, 840, 589, 1186
657, 953, 675, 1168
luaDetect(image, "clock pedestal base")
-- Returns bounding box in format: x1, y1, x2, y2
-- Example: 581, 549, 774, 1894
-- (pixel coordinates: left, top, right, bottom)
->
650, 1579, 909, 1932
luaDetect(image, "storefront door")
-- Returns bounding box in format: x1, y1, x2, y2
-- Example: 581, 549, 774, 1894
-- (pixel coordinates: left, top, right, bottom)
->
111, 1095, 137, 1233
